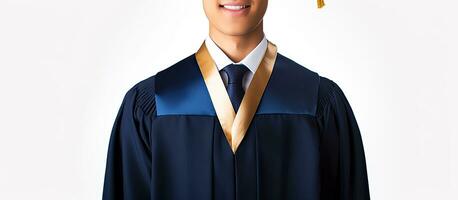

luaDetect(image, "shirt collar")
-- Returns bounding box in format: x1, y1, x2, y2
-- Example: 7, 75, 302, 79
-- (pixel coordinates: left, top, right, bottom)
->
204, 34, 268, 74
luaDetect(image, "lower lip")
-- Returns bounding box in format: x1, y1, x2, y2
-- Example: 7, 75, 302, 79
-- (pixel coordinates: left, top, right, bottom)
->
220, 6, 250, 16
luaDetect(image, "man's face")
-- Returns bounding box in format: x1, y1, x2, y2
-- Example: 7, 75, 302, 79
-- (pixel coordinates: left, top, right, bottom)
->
203, 0, 268, 36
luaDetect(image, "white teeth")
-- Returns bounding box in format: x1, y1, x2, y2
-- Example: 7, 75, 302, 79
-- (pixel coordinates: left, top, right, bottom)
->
223, 5, 249, 10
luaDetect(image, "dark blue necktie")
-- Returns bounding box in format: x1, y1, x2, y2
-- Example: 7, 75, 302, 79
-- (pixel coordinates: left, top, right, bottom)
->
222, 63, 249, 112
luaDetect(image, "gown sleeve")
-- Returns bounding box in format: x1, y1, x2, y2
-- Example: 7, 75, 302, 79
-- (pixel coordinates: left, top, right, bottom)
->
316, 76, 370, 200
102, 77, 156, 200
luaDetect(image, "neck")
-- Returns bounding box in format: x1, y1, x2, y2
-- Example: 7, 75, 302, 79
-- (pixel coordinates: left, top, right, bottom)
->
208, 22, 264, 63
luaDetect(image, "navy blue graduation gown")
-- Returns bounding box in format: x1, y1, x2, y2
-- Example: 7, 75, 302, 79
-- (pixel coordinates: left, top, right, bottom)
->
102, 53, 370, 200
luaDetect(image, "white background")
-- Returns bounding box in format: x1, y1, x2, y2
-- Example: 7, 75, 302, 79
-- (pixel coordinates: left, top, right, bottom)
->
1, 0, 457, 199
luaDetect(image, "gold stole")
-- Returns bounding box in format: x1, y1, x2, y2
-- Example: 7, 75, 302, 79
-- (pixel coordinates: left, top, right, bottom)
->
195, 40, 278, 154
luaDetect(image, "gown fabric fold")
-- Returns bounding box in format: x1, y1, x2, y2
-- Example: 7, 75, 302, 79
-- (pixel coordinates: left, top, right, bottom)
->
102, 53, 370, 200
316, 77, 370, 200
102, 78, 156, 200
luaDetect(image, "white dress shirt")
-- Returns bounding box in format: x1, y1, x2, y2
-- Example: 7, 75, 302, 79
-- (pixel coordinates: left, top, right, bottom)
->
204, 34, 268, 92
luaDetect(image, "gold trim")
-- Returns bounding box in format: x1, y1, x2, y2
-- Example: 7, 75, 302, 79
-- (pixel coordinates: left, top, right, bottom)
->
231, 41, 277, 153
195, 39, 278, 154
195, 44, 236, 147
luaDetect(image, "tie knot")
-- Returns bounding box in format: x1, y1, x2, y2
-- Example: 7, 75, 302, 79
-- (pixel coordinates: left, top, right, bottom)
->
222, 64, 249, 84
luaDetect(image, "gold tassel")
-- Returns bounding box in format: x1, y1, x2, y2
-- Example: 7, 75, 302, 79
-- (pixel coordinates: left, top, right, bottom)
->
317, 0, 325, 8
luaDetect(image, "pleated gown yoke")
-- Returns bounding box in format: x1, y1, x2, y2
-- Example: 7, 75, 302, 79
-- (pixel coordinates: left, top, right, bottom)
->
152, 40, 322, 200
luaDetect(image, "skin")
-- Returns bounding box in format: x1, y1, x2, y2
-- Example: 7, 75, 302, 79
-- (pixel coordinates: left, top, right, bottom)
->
202, 0, 268, 62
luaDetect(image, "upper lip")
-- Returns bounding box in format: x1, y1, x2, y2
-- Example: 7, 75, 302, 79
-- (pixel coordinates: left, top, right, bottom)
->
219, 2, 251, 6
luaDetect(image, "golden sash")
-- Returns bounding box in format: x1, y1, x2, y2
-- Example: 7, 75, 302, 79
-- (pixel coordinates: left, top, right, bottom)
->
195, 40, 278, 154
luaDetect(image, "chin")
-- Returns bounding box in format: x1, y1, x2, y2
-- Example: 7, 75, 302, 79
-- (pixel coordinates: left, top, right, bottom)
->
219, 24, 252, 35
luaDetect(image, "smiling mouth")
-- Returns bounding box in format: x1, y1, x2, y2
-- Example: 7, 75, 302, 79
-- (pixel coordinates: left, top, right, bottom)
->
219, 4, 251, 11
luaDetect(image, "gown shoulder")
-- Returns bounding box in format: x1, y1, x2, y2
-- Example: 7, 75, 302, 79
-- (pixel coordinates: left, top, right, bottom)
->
315, 75, 357, 125
125, 74, 157, 117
